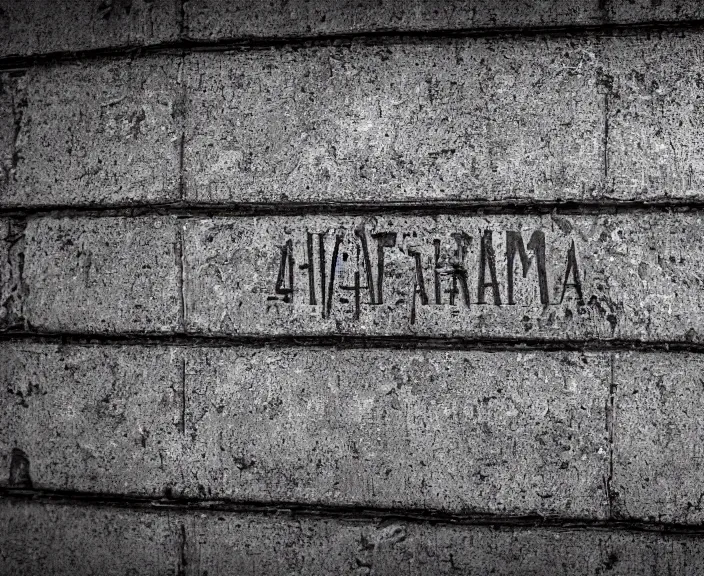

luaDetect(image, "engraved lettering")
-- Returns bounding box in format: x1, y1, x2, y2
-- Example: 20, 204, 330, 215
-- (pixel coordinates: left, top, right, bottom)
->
477, 230, 501, 305
560, 239, 584, 305
506, 230, 549, 306
372, 232, 397, 304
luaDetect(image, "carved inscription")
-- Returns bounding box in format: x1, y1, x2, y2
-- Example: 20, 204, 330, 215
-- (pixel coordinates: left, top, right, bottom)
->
269, 225, 584, 323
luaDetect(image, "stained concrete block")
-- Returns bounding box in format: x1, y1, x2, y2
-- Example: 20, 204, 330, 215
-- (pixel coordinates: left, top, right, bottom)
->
0, 344, 608, 517
186, 513, 704, 575
607, 31, 704, 200
606, 0, 704, 24
183, 0, 704, 40
184, 213, 704, 341
0, 343, 183, 496
185, 348, 610, 517
0, 500, 181, 576
184, 38, 604, 204
4, 499, 704, 575
0, 0, 181, 57
0, 219, 25, 330
2, 57, 183, 207
22, 217, 182, 333
613, 353, 704, 524
0, 73, 15, 195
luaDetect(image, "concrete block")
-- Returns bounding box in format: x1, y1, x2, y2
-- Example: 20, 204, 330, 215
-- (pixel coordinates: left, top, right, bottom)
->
22, 217, 182, 333
0, 73, 15, 194
183, 0, 704, 40
0, 343, 184, 496
0, 500, 181, 576
606, 1, 704, 24
0, 0, 181, 57
184, 38, 604, 204
613, 353, 704, 524
186, 348, 609, 517
186, 513, 704, 575
0, 219, 25, 330
184, 213, 704, 342
607, 31, 704, 200
3, 57, 183, 207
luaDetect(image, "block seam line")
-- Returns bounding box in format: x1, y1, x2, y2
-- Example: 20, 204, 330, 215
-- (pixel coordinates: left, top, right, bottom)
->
4, 18, 704, 70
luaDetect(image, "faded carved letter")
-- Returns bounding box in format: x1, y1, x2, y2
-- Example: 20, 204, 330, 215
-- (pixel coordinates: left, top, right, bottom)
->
506, 230, 549, 306
560, 240, 584, 305
477, 230, 501, 305
372, 232, 397, 304
273, 239, 295, 303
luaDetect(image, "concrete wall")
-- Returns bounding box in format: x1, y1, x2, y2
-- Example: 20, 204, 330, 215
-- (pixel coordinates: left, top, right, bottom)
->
2, 1, 704, 573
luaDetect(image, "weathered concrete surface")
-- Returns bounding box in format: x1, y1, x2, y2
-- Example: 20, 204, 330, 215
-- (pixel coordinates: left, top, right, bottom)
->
607, 31, 704, 200
0, 0, 181, 58
183, 0, 704, 40
13, 212, 704, 340
5, 499, 704, 576
22, 217, 181, 333
185, 213, 704, 342
186, 348, 609, 516
0, 344, 183, 496
0, 500, 181, 576
0, 219, 25, 329
607, 1, 704, 25
184, 38, 603, 204
187, 513, 704, 575
0, 344, 608, 517
0, 73, 14, 194
613, 353, 704, 524
1, 57, 183, 207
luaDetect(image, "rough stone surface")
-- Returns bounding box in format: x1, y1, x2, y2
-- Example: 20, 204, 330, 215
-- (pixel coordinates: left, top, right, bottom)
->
0, 344, 608, 517
2, 57, 183, 207
187, 513, 704, 575
22, 217, 181, 333
0, 344, 183, 496
0, 219, 25, 330
606, 1, 704, 24
0, 0, 181, 57
185, 213, 704, 341
0, 500, 181, 576
6, 499, 704, 575
0, 73, 15, 194
613, 353, 704, 524
186, 348, 609, 516
607, 31, 704, 200
183, 0, 704, 40
184, 38, 604, 204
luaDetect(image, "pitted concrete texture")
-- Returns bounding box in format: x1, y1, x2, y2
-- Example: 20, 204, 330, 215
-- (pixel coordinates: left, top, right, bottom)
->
184, 38, 603, 204
0, 343, 609, 517
607, 31, 704, 200
14, 213, 704, 339
0, 344, 183, 496
183, 0, 704, 40
186, 348, 609, 516
0, 73, 15, 193
183, 0, 602, 39
2, 57, 183, 207
6, 500, 704, 576
607, 0, 704, 24
0, 0, 181, 57
0, 219, 25, 329
0, 500, 181, 576
187, 513, 704, 576
185, 213, 703, 341
613, 353, 704, 524
21, 217, 181, 333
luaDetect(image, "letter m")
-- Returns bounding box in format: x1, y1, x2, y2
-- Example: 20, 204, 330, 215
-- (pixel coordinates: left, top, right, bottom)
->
506, 231, 549, 306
